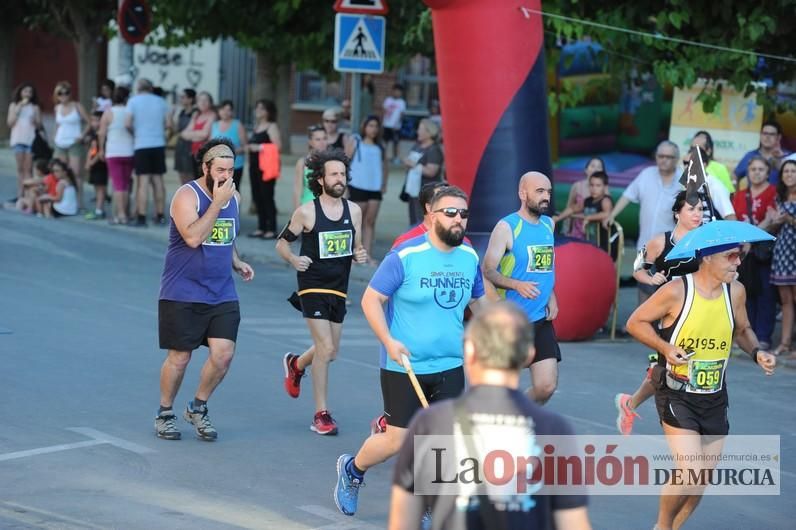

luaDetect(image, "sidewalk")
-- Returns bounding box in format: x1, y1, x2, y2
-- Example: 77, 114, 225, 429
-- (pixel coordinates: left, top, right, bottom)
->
1, 144, 792, 368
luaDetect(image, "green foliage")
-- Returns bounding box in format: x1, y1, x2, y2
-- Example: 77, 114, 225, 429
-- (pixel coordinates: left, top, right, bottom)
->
543, 0, 796, 114
152, 0, 433, 76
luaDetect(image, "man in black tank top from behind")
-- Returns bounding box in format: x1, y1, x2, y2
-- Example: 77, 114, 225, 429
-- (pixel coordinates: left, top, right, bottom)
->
276, 149, 367, 435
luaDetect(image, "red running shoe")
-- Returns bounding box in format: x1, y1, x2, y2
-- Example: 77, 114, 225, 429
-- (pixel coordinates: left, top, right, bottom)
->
369, 414, 387, 435
283, 352, 304, 398
311, 410, 338, 435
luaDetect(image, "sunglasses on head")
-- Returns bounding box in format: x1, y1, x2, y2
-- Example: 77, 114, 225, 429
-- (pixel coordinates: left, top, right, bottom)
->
434, 207, 470, 219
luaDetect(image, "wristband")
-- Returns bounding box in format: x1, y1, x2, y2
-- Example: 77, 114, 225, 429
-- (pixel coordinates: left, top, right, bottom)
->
750, 347, 760, 364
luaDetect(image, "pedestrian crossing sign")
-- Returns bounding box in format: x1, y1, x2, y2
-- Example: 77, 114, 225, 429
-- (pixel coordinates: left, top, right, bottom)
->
334, 13, 385, 74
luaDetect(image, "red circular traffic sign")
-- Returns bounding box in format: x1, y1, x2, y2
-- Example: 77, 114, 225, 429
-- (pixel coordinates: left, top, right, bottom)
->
118, 0, 152, 44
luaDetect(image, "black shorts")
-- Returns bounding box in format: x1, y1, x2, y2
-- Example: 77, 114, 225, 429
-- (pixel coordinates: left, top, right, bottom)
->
88, 166, 108, 186
532, 318, 562, 364
655, 387, 729, 436
382, 127, 400, 143
381, 366, 465, 428
158, 300, 240, 351
348, 185, 382, 202
134, 147, 166, 175
297, 291, 347, 323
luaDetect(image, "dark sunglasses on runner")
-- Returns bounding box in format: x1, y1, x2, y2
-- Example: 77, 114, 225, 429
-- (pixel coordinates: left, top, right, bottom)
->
434, 207, 470, 219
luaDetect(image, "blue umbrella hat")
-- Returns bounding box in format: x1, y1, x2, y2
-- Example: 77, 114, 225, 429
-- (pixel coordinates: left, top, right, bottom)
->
665, 220, 775, 261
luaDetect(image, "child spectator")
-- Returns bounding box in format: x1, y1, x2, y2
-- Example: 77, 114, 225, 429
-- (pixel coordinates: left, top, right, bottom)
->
16, 158, 50, 214
94, 79, 115, 113
382, 84, 406, 164
38, 159, 78, 218
580, 171, 617, 259
84, 111, 108, 219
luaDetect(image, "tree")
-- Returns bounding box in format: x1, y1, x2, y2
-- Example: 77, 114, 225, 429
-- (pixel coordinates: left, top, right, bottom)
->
25, 0, 117, 112
152, 0, 433, 151
404, 1, 796, 114
541, 0, 796, 114
0, 4, 35, 138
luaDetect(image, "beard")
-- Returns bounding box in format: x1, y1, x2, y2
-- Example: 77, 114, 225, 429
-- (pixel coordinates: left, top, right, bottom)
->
205, 174, 215, 194
526, 199, 549, 217
324, 181, 346, 198
435, 221, 465, 247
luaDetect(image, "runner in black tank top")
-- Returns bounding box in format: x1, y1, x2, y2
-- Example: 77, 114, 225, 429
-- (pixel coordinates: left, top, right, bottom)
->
297, 198, 355, 298
275, 149, 367, 435
615, 191, 704, 435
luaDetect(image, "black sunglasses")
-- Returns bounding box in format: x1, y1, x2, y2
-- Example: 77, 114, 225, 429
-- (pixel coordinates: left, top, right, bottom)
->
434, 207, 470, 219
57, 90, 70, 96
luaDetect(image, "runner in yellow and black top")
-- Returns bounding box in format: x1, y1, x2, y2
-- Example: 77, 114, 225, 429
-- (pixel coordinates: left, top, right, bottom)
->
277, 148, 367, 435
626, 243, 775, 530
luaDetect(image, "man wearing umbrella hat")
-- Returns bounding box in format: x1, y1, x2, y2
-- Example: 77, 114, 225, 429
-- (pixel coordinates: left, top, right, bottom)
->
626, 220, 776, 530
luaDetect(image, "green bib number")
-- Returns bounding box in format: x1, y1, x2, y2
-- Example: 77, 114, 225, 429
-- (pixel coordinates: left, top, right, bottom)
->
205, 218, 235, 246
687, 358, 727, 394
526, 245, 554, 272
319, 229, 352, 259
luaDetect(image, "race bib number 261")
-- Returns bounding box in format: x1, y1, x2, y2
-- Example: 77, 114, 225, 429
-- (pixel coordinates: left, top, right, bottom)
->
204, 218, 235, 246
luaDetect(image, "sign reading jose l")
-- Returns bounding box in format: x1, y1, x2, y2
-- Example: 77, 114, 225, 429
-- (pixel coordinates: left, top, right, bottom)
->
333, 12, 386, 74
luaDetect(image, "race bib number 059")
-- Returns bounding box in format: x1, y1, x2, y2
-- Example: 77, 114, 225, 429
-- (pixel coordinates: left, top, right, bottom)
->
687, 358, 727, 394
204, 218, 235, 246
319, 229, 353, 259
526, 245, 554, 273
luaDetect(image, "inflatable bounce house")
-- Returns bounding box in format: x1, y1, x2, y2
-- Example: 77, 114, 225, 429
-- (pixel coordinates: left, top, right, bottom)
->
551, 41, 674, 242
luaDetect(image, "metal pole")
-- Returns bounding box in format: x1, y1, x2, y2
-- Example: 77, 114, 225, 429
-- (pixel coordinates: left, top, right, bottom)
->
350, 72, 361, 134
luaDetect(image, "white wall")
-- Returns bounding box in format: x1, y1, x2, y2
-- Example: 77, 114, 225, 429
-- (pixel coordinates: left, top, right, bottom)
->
107, 31, 221, 104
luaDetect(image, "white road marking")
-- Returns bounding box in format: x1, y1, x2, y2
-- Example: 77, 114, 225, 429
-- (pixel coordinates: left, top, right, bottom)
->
0, 440, 102, 462
0, 501, 106, 529
67, 427, 155, 454
0, 428, 154, 463
299, 504, 381, 529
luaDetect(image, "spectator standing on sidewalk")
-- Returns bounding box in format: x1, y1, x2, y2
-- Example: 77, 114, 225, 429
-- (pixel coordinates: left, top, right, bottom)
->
403, 118, 444, 227
211, 100, 248, 189
247, 99, 282, 239
606, 140, 681, 304
126, 78, 171, 226
53, 81, 91, 210
8, 82, 42, 202
99, 86, 134, 225
323, 107, 347, 151
382, 84, 406, 164
181, 91, 216, 167
84, 111, 108, 220
173, 88, 197, 184
94, 79, 115, 113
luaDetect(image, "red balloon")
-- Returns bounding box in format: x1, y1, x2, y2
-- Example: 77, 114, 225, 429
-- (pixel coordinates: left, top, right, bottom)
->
552, 241, 616, 341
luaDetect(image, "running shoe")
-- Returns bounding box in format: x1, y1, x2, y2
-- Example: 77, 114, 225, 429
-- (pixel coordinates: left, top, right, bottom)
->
283, 352, 304, 398
334, 454, 363, 515
614, 393, 640, 436
421, 508, 432, 530
155, 410, 181, 440
184, 402, 218, 441
312, 410, 338, 435
369, 414, 387, 435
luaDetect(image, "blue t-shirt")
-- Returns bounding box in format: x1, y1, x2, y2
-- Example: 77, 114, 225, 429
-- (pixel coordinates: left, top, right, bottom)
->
734, 148, 791, 184
497, 213, 556, 322
370, 234, 485, 375
126, 93, 168, 150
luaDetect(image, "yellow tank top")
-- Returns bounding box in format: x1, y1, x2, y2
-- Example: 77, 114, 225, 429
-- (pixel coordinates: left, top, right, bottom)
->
663, 274, 734, 393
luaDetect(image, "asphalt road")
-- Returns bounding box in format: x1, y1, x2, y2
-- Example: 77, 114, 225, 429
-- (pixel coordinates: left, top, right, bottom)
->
1, 200, 794, 528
